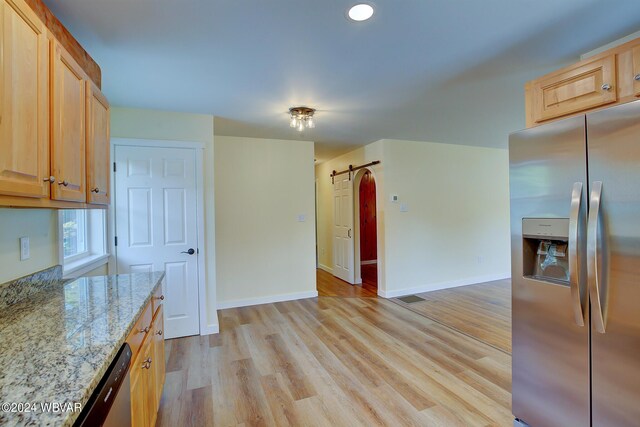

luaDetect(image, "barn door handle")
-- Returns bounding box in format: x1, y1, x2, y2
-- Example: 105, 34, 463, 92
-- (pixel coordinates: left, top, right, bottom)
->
181, 248, 196, 255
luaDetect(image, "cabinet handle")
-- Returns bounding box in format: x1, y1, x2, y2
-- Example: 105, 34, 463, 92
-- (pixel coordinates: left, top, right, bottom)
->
601, 83, 612, 91
156, 295, 165, 301
139, 326, 150, 334
635, 74, 640, 81
91, 187, 100, 193
141, 358, 152, 369
43, 176, 56, 183
156, 329, 163, 336
57, 180, 69, 187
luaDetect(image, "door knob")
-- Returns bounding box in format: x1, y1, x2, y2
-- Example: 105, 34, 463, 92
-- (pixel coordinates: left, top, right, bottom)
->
91, 187, 100, 193
57, 180, 69, 187
181, 248, 196, 255
43, 176, 55, 183
601, 83, 612, 91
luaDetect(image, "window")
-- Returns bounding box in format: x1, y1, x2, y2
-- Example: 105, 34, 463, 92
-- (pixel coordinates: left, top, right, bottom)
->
62, 210, 88, 260
59, 209, 108, 277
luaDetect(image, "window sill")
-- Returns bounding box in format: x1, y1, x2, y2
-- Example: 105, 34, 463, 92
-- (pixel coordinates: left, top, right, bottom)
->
63, 254, 110, 279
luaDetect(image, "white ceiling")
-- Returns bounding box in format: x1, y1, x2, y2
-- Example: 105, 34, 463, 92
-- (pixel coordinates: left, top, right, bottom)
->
45, 0, 640, 161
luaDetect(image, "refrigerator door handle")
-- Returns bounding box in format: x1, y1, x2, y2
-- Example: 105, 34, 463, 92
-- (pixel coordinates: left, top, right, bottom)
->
588, 181, 607, 333
569, 182, 585, 326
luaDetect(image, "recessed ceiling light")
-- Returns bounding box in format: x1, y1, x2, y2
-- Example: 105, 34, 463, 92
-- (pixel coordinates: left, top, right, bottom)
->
348, 3, 374, 22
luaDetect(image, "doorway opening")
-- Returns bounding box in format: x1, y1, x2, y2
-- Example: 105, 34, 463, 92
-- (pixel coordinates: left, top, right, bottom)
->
317, 166, 379, 298
355, 169, 378, 293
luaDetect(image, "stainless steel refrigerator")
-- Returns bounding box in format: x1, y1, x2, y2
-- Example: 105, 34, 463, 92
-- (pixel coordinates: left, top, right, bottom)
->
509, 99, 640, 427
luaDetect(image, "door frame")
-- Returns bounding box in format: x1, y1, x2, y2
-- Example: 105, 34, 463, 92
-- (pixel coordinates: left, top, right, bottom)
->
109, 137, 211, 336
353, 167, 380, 287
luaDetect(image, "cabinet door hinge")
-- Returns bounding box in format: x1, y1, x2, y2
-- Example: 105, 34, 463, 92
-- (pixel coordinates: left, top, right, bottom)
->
114, 236, 118, 246
113, 162, 117, 173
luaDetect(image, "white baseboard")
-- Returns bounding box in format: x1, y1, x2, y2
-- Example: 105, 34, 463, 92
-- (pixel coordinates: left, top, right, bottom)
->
200, 323, 220, 335
378, 273, 511, 298
318, 263, 333, 274
360, 260, 377, 265
217, 290, 319, 309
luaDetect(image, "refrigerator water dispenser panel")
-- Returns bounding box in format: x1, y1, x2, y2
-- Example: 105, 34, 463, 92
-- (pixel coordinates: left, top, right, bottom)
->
522, 218, 570, 284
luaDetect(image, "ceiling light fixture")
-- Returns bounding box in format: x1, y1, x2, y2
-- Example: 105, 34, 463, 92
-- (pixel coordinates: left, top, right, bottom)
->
289, 107, 316, 131
347, 3, 374, 22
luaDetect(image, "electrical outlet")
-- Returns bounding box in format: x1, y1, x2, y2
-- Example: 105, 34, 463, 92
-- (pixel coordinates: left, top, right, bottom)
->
20, 237, 30, 261
297, 214, 306, 222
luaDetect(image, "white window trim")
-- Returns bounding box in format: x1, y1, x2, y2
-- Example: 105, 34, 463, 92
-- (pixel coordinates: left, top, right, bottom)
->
59, 209, 110, 279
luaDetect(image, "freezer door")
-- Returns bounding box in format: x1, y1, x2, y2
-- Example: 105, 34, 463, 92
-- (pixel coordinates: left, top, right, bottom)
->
587, 100, 640, 427
509, 116, 590, 427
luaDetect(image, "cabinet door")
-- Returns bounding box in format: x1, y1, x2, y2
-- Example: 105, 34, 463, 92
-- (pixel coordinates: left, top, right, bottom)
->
131, 337, 151, 427
86, 82, 110, 204
532, 54, 617, 123
0, 0, 50, 198
633, 45, 640, 97
51, 41, 86, 202
152, 305, 165, 411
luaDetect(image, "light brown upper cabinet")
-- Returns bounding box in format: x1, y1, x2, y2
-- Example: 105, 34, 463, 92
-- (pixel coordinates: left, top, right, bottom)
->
525, 37, 640, 128
51, 40, 87, 203
632, 45, 640, 97
531, 55, 617, 124
86, 82, 110, 205
0, 0, 50, 198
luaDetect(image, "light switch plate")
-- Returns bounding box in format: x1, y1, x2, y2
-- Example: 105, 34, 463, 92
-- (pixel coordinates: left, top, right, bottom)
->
400, 203, 409, 212
20, 236, 30, 261
390, 194, 399, 202
297, 214, 306, 222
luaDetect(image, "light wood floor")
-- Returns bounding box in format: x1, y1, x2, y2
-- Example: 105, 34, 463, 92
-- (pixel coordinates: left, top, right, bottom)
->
156, 285, 512, 426
316, 268, 378, 298
392, 279, 512, 354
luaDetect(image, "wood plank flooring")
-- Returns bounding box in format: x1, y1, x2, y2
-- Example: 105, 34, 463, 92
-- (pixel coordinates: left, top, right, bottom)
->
316, 268, 377, 298
156, 286, 513, 426
392, 279, 512, 354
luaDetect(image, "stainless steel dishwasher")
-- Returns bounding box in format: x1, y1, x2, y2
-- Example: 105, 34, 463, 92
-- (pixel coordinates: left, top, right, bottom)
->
74, 343, 132, 427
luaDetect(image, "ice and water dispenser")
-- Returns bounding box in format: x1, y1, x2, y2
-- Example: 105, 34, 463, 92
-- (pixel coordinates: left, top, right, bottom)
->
522, 218, 570, 284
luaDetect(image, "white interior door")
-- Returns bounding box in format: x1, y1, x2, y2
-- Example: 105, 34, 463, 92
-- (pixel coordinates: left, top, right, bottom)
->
333, 173, 355, 283
115, 145, 200, 339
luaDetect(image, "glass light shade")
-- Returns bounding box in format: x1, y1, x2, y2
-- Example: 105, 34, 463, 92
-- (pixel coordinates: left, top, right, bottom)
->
348, 4, 374, 21
307, 118, 315, 128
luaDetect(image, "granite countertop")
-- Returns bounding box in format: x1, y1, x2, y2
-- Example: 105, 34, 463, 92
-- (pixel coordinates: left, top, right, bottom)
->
0, 272, 164, 427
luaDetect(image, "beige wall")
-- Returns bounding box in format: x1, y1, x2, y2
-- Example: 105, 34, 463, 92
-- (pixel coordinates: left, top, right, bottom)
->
0, 209, 58, 283
316, 139, 510, 297
381, 139, 510, 296
111, 107, 218, 327
214, 136, 316, 307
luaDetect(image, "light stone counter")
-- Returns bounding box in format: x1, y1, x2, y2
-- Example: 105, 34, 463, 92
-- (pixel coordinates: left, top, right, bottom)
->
0, 272, 164, 426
